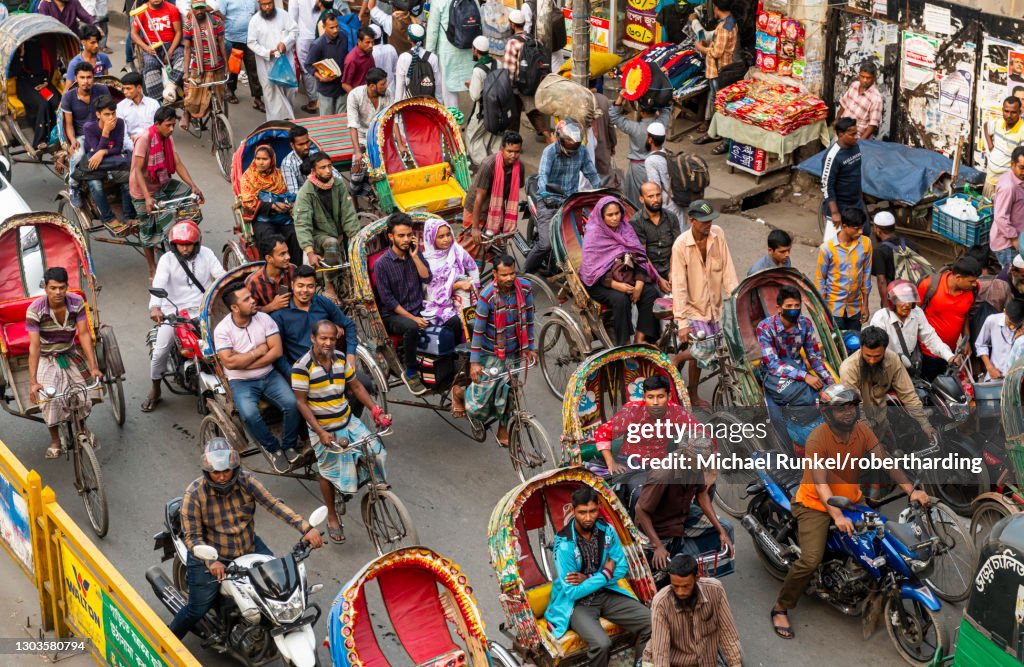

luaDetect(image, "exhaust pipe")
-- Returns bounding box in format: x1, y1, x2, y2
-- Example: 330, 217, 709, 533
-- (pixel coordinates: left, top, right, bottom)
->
146, 566, 220, 639
742, 514, 792, 571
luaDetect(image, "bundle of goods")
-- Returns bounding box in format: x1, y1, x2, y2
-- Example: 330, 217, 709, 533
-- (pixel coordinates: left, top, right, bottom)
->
620, 42, 706, 108
714, 79, 827, 134
755, 11, 805, 78
535, 74, 599, 124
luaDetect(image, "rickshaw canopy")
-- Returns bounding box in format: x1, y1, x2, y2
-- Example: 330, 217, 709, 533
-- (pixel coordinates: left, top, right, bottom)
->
550, 189, 638, 269
0, 212, 94, 300
0, 13, 79, 84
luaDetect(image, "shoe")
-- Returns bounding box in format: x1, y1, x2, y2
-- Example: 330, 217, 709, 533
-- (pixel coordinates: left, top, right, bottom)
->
253, 97, 266, 112
100, 46, 114, 54
68, 189, 81, 208
402, 372, 428, 395
284, 446, 301, 463
301, 101, 318, 114
269, 450, 290, 473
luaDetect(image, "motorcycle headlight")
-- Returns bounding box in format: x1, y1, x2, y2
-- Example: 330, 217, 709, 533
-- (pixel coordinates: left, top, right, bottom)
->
263, 588, 306, 624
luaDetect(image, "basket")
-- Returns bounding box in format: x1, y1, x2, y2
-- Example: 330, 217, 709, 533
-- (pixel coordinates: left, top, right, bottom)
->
930, 192, 993, 246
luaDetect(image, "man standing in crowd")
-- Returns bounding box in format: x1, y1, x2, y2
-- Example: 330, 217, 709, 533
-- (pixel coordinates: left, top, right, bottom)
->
248, 0, 299, 121
341, 27, 376, 94
590, 83, 616, 181
975, 299, 1024, 380
37, 0, 99, 36
692, 0, 737, 154
991, 146, 1024, 268
671, 200, 738, 406
394, 24, 444, 101
644, 122, 684, 221
65, 25, 112, 82
289, 0, 321, 113
816, 207, 872, 331
347, 68, 392, 178
503, 10, 548, 141
999, 253, 1024, 302
368, 24, 397, 94
294, 151, 360, 273
748, 229, 792, 275
131, 0, 185, 101
81, 0, 111, 53
224, 0, 264, 110
281, 125, 341, 196
630, 182, 678, 289
820, 117, 863, 236
870, 210, 918, 307
983, 96, 1024, 196
609, 93, 670, 206
464, 35, 499, 169
305, 12, 349, 116
837, 61, 884, 140
362, 0, 418, 55
180, 0, 228, 131
644, 555, 742, 666
917, 257, 981, 381
117, 72, 160, 141
425, 0, 474, 110
462, 133, 523, 264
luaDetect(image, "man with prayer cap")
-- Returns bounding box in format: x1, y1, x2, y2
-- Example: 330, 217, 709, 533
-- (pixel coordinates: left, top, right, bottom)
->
247, 0, 299, 120
368, 24, 398, 94
642, 121, 686, 222
394, 23, 446, 102
503, 9, 550, 142
610, 90, 671, 206
465, 34, 500, 167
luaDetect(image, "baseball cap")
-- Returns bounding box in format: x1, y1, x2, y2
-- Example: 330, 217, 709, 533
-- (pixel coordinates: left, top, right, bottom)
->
687, 199, 719, 222
509, 9, 525, 25
873, 211, 896, 227
647, 122, 666, 137
472, 35, 489, 52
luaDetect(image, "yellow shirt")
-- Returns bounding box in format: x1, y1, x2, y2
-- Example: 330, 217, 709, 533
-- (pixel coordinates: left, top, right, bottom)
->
670, 225, 739, 324
987, 118, 1024, 182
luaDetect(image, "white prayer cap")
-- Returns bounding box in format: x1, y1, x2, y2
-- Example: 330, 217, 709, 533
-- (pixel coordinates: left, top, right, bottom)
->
408, 23, 426, 42
509, 9, 525, 24
647, 122, 666, 137
369, 24, 382, 41
1013, 254, 1024, 269
472, 35, 490, 52
873, 210, 896, 227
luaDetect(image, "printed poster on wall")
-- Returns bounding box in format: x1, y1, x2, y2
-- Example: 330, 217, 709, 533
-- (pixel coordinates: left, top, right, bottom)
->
624, 0, 658, 49
901, 31, 939, 92
562, 9, 610, 53
974, 35, 1024, 167
938, 67, 972, 120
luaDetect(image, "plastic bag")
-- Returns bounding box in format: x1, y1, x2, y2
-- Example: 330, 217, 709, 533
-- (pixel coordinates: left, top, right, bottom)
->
268, 55, 298, 89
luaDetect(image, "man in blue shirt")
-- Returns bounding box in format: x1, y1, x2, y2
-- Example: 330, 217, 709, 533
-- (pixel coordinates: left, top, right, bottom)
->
522, 119, 602, 275
821, 117, 864, 234
304, 11, 349, 115
65, 25, 113, 82
222, 0, 264, 109
747, 229, 793, 276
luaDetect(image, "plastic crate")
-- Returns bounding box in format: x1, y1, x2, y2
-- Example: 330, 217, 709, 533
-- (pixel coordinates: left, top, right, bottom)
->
930, 192, 993, 246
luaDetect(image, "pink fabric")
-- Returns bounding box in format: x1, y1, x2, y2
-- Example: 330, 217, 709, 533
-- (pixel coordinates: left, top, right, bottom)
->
579, 195, 660, 286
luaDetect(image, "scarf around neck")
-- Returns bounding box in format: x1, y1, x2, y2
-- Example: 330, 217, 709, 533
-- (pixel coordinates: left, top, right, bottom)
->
485, 152, 520, 236
492, 280, 528, 361
307, 171, 335, 190
422, 218, 478, 322
146, 124, 176, 187
240, 148, 287, 217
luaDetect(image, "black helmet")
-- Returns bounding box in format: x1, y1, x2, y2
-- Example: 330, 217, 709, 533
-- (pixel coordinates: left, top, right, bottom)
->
818, 383, 862, 432
201, 438, 240, 494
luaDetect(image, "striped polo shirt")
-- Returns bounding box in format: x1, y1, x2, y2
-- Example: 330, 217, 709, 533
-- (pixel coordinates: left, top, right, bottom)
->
291, 350, 354, 431
815, 235, 873, 318
25, 292, 87, 356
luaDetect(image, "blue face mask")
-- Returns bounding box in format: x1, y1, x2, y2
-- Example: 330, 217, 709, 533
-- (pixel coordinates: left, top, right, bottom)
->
782, 308, 801, 322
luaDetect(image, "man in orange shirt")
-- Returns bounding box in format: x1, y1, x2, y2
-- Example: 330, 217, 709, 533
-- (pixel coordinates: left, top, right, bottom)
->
769, 383, 929, 640
917, 256, 980, 381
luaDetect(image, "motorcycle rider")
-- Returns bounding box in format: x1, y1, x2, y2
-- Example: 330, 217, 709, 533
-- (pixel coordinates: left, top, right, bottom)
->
145, 220, 225, 412
769, 383, 930, 640
169, 439, 324, 638
867, 280, 955, 371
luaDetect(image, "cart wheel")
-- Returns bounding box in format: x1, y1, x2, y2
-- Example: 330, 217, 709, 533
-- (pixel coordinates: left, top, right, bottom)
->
361, 489, 417, 556
921, 501, 977, 603
57, 192, 94, 240
538, 315, 588, 400
222, 240, 247, 271
199, 414, 228, 451
211, 113, 234, 182
708, 410, 763, 518
355, 346, 389, 415
508, 415, 558, 482
75, 439, 109, 538
1, 141, 11, 180
105, 376, 126, 427
521, 272, 558, 315
711, 380, 743, 409
927, 442, 990, 517
468, 416, 487, 442
970, 498, 1015, 548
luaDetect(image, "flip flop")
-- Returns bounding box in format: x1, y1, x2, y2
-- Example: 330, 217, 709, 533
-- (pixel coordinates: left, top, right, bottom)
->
451, 406, 466, 419
771, 609, 794, 639
141, 396, 161, 412
45, 446, 62, 459
693, 134, 722, 145
711, 142, 729, 155
327, 522, 345, 544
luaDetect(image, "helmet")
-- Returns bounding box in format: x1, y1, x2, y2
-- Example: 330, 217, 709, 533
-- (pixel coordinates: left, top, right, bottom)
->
168, 220, 201, 260
555, 119, 583, 155
887, 280, 919, 307
201, 438, 240, 493
818, 383, 861, 432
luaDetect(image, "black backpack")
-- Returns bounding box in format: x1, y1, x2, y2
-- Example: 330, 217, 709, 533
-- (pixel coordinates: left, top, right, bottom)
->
444, 0, 482, 49
514, 36, 550, 96
656, 149, 710, 206
408, 51, 437, 98
478, 63, 515, 134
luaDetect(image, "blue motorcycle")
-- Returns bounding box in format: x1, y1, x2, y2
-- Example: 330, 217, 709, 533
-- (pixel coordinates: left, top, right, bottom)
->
742, 451, 947, 666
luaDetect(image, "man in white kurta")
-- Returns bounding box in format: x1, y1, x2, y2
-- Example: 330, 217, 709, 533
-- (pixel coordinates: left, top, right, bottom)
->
247, 0, 299, 120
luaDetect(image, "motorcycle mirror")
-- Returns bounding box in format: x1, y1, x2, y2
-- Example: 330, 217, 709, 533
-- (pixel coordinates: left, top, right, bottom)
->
149, 288, 169, 299
827, 495, 853, 510
308, 505, 329, 528
193, 544, 219, 562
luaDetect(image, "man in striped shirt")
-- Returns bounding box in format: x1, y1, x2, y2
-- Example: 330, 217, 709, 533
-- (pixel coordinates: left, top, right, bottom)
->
815, 207, 872, 331
983, 96, 1024, 196
293, 319, 390, 542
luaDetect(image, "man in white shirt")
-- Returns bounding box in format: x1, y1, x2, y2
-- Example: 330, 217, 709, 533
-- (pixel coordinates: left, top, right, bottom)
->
145, 221, 226, 412
247, 0, 299, 121
394, 23, 445, 101
116, 72, 161, 142
347, 67, 392, 175
643, 122, 684, 223
368, 24, 397, 94
868, 279, 954, 367
288, 0, 320, 113
976, 300, 1024, 380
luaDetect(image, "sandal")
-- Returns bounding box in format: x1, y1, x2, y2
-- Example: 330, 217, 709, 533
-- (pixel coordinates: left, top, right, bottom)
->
711, 142, 729, 155
693, 134, 722, 145
494, 433, 509, 448
46, 446, 62, 459
327, 521, 345, 544
226, 92, 239, 104
253, 98, 266, 112
771, 609, 794, 639
451, 405, 466, 419
141, 396, 161, 412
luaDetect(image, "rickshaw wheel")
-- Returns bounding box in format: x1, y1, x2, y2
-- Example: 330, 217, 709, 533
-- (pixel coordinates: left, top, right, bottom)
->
520, 272, 558, 315
538, 315, 588, 401
927, 443, 990, 516
969, 497, 1016, 549
222, 240, 247, 271
97, 325, 126, 426
468, 417, 487, 442
172, 558, 188, 594
75, 439, 109, 538
708, 411, 763, 518
212, 113, 234, 182
361, 489, 417, 556
884, 596, 946, 666
355, 346, 389, 416
508, 415, 558, 483
711, 381, 742, 410
488, 641, 520, 667
919, 501, 976, 603
106, 376, 126, 427
57, 192, 94, 240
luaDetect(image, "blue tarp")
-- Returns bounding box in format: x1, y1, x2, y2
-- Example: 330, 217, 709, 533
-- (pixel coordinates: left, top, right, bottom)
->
796, 140, 984, 207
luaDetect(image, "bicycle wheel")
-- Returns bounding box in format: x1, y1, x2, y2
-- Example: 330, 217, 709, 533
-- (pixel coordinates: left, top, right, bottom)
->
969, 497, 1015, 549
521, 272, 558, 314
921, 501, 976, 603
106, 376, 126, 427
508, 415, 558, 482
361, 489, 418, 556
708, 411, 763, 518
75, 440, 109, 537
538, 316, 587, 400
212, 113, 234, 182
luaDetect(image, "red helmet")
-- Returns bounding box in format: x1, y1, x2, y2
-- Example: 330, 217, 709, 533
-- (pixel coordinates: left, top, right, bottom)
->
168, 220, 201, 246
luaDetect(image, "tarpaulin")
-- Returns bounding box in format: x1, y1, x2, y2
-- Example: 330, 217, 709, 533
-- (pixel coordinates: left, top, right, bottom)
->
796, 140, 984, 206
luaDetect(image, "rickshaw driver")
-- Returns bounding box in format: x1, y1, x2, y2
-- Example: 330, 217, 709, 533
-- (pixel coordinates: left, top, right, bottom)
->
27, 267, 105, 459
769, 383, 930, 640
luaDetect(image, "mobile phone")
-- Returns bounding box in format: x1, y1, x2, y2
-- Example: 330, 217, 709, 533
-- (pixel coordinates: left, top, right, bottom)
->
278, 284, 290, 297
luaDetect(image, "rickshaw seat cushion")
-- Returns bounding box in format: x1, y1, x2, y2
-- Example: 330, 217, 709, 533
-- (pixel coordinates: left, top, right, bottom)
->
0, 291, 87, 356
526, 578, 636, 619
7, 80, 25, 119
389, 164, 466, 214
535, 616, 627, 654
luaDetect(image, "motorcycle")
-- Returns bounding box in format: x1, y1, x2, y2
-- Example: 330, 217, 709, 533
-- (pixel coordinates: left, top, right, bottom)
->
146, 502, 328, 667
742, 452, 947, 666
146, 287, 219, 415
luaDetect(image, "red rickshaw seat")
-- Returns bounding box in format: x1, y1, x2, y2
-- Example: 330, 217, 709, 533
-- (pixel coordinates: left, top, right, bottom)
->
0, 290, 87, 356
376, 566, 459, 664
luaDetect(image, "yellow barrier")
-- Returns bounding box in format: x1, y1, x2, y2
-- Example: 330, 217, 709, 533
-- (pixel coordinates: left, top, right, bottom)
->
0, 439, 199, 666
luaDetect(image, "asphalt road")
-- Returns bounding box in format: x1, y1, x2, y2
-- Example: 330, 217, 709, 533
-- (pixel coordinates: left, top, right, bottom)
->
0, 28, 958, 667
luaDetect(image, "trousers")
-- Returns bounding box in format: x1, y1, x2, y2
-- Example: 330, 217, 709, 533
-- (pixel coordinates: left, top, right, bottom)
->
522, 198, 559, 275
228, 371, 300, 452
568, 589, 652, 667
253, 221, 303, 269
587, 281, 660, 345
776, 502, 832, 609
226, 41, 264, 100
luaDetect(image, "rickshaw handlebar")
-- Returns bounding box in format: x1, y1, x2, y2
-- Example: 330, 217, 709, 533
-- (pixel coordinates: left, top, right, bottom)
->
331, 426, 392, 455
476, 357, 536, 382
187, 77, 231, 88
37, 379, 102, 403
154, 194, 201, 211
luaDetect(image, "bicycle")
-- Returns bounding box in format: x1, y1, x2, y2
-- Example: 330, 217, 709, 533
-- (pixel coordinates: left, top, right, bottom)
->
327, 426, 418, 556
37, 379, 109, 537
181, 75, 235, 181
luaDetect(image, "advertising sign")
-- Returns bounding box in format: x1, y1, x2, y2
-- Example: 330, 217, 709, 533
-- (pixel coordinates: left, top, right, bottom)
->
562, 9, 610, 53
0, 468, 31, 572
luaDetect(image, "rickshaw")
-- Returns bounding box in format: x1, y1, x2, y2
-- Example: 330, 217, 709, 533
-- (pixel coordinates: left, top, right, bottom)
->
0, 212, 128, 536
930, 511, 1024, 666
327, 547, 520, 666
536, 189, 646, 400
487, 466, 656, 665
348, 212, 557, 482
365, 97, 471, 220
0, 14, 81, 178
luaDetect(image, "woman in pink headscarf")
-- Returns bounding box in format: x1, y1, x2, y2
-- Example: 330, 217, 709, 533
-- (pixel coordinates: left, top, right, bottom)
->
580, 195, 661, 345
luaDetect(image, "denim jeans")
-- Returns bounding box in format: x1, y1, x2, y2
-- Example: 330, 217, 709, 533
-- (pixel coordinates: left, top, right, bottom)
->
834, 315, 862, 331
317, 93, 345, 116
168, 536, 272, 638
228, 372, 300, 452
996, 246, 1017, 270
86, 178, 136, 223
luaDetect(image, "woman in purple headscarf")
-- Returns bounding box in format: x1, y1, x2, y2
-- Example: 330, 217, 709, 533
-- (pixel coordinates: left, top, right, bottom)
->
422, 218, 480, 330
580, 196, 662, 346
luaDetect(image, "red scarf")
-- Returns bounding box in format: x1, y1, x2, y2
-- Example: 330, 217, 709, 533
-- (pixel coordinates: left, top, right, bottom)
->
485, 152, 521, 235
493, 279, 528, 360
146, 124, 176, 186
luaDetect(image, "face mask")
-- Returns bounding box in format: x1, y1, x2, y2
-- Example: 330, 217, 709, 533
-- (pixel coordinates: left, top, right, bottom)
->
647, 404, 668, 419
782, 308, 801, 322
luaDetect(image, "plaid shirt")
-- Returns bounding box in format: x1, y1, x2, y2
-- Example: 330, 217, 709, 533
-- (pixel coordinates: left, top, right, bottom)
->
756, 314, 831, 382
180, 471, 310, 559
815, 236, 872, 318
503, 34, 525, 79
838, 80, 883, 137
245, 264, 296, 310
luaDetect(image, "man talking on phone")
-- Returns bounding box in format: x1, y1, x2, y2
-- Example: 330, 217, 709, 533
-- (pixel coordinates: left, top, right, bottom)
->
246, 234, 297, 313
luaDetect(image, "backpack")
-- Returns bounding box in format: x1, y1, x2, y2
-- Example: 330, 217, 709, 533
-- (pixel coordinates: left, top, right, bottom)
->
513, 36, 550, 96
408, 51, 437, 98
337, 13, 360, 54
656, 149, 710, 206
444, 0, 483, 49
882, 238, 934, 285
478, 63, 515, 134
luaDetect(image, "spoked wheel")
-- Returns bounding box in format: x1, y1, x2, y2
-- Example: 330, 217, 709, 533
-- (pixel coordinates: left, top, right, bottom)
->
199, 414, 227, 450
969, 498, 1016, 548
354, 347, 388, 416
75, 439, 109, 538
708, 411, 763, 518
884, 595, 946, 666
105, 376, 126, 427
927, 445, 990, 516
222, 240, 247, 271
488, 641, 520, 667
468, 416, 487, 442
521, 272, 558, 314
919, 501, 976, 603
211, 113, 234, 181
538, 316, 588, 400
361, 489, 417, 556
746, 494, 792, 581
508, 415, 558, 482
710, 378, 743, 410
